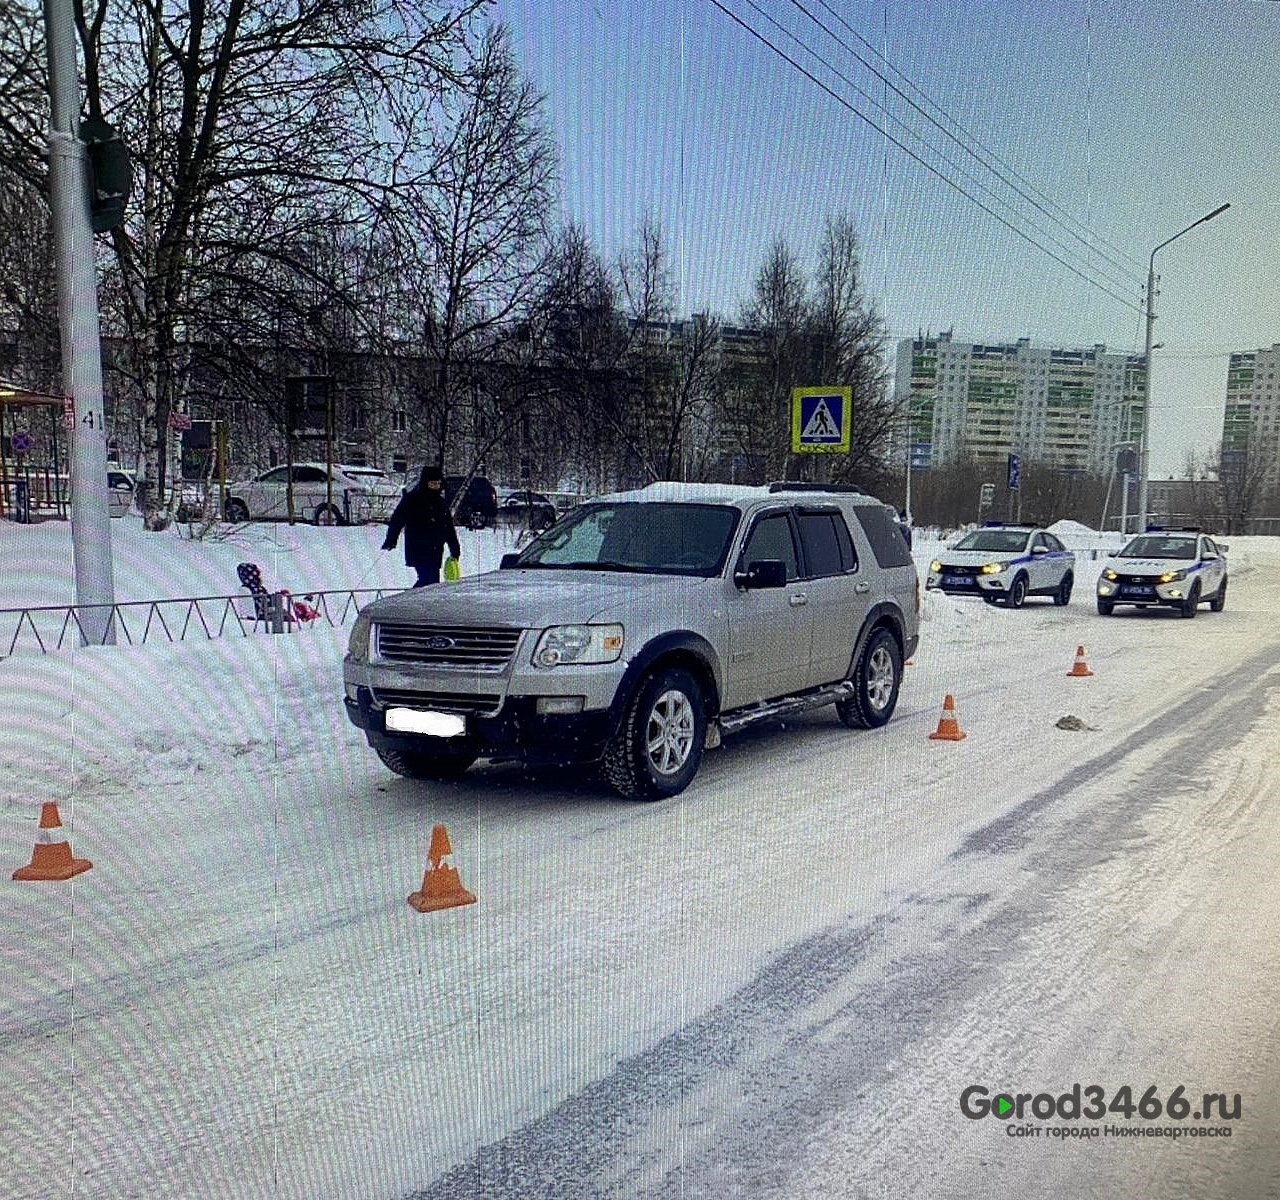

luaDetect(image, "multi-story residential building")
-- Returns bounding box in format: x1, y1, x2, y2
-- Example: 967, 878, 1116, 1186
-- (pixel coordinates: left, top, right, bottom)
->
1222, 344, 1280, 489
896, 331, 1147, 473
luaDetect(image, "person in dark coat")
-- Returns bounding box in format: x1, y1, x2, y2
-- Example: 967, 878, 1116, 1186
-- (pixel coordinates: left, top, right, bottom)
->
382, 464, 461, 587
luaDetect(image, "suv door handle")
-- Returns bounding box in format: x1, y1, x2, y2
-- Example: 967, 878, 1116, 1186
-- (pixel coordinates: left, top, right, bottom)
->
788, 592, 808, 607
854, 582, 871, 595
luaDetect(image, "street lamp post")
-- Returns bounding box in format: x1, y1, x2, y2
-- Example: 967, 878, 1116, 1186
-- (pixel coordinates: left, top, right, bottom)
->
1137, 203, 1230, 534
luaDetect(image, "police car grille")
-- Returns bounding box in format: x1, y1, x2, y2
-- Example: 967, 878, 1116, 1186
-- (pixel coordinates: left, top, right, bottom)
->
375, 623, 521, 669
945, 565, 980, 577
372, 687, 502, 716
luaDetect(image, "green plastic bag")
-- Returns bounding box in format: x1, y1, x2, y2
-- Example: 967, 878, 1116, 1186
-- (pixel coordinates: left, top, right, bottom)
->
443, 556, 461, 583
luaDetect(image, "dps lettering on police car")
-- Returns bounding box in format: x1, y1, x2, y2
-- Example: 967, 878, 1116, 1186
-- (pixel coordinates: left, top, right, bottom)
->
925, 523, 1074, 609
1097, 528, 1229, 618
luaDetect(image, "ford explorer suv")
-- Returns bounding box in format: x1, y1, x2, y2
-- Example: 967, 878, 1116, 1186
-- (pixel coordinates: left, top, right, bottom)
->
343, 482, 921, 800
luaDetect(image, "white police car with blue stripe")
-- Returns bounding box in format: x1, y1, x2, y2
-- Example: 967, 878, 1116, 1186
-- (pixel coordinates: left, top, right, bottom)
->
1096, 528, 1228, 618
926, 523, 1075, 609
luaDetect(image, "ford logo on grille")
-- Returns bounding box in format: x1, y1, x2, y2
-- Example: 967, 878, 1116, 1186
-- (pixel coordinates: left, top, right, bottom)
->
424, 635, 456, 650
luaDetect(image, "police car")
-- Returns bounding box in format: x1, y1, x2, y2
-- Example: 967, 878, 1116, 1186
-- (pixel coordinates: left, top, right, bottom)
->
1096, 528, 1228, 618
926, 523, 1075, 608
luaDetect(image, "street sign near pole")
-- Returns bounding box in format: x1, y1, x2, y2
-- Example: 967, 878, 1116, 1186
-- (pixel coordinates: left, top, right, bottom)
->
791, 386, 852, 454
1007, 453, 1022, 491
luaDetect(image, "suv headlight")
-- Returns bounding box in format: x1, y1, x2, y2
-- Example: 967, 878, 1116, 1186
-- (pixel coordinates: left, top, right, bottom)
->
980, 562, 1006, 575
348, 613, 372, 662
1104, 568, 1119, 581
532, 624, 624, 668
1160, 569, 1187, 583
929, 560, 943, 573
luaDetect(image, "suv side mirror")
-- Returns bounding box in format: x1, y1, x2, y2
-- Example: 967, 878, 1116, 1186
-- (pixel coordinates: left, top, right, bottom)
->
735, 559, 787, 589
1031, 545, 1048, 556
499, 553, 521, 569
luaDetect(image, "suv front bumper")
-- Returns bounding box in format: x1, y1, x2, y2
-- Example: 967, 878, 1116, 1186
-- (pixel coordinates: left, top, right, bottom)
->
344, 684, 614, 766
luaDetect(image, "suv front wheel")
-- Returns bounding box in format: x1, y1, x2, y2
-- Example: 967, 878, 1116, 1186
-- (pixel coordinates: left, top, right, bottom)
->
602, 666, 706, 801
836, 627, 902, 730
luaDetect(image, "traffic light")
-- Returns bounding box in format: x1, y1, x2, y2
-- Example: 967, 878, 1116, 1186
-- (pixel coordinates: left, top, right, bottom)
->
80, 116, 132, 234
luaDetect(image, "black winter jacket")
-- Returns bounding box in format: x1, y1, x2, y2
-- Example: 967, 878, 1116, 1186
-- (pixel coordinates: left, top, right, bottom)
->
383, 487, 460, 568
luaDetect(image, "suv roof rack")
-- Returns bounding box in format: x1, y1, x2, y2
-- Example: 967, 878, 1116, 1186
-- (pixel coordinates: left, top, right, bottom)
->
766, 481, 863, 494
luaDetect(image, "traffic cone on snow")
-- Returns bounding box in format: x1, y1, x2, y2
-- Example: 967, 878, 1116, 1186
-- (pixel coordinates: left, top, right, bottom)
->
408, 825, 476, 913
1066, 645, 1094, 678
928, 694, 967, 742
12, 802, 92, 881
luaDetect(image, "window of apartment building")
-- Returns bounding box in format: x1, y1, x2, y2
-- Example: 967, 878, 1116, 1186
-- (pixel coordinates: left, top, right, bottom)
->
348, 403, 367, 431
392, 456, 408, 474
392, 409, 407, 433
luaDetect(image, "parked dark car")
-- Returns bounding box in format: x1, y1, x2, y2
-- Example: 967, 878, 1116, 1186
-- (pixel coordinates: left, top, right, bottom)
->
502, 489, 557, 530
444, 474, 499, 529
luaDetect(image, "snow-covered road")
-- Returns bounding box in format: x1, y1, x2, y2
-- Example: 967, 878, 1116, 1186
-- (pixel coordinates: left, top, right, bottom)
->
3, 527, 1279, 1199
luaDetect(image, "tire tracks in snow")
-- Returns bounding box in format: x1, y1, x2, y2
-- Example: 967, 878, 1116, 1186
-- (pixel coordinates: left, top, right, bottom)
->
407, 648, 1280, 1200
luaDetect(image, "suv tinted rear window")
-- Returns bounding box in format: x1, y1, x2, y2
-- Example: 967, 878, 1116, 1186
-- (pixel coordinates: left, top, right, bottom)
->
853, 505, 913, 568
798, 511, 854, 577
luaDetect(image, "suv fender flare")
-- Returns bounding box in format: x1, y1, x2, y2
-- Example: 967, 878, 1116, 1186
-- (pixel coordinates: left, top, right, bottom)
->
607, 632, 723, 736
843, 603, 908, 680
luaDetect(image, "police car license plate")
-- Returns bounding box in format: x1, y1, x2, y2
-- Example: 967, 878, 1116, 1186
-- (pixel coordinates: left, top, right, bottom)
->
385, 708, 466, 737
943, 575, 975, 587
1120, 585, 1155, 597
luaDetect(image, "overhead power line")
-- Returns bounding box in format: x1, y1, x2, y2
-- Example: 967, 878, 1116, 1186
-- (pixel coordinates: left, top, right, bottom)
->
739, 0, 1141, 297
807, 0, 1149, 275
709, 0, 1145, 316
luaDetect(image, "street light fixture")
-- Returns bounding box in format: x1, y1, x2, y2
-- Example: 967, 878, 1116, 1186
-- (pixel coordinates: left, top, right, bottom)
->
1137, 203, 1230, 534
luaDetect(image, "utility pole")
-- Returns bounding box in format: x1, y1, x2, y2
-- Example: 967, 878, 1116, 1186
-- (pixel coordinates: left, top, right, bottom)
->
45, 0, 116, 644
1137, 203, 1230, 537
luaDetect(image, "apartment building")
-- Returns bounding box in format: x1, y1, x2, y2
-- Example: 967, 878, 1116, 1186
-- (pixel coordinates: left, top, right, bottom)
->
1222, 344, 1280, 487
896, 331, 1147, 472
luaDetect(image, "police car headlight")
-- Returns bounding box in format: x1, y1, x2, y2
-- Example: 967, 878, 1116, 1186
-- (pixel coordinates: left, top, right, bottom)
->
1160, 569, 1187, 583
348, 613, 372, 662
981, 562, 1006, 575
929, 560, 943, 574
1104, 568, 1119, 581
532, 623, 624, 668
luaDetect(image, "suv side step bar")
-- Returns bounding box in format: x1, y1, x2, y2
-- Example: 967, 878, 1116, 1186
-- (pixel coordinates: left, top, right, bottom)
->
714, 681, 856, 739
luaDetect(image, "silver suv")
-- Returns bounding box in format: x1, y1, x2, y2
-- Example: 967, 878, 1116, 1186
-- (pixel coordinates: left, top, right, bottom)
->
343, 482, 921, 800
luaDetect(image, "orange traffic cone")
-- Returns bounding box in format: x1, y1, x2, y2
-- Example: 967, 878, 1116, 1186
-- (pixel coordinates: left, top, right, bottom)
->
408, 825, 476, 913
1066, 645, 1094, 678
928, 694, 966, 742
13, 802, 92, 881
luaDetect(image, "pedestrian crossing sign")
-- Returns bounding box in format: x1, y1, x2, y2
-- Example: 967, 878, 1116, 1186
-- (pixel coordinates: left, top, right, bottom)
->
791, 387, 852, 453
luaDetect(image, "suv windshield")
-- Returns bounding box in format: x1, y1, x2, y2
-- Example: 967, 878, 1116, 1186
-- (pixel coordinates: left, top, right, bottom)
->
516, 502, 740, 576
1120, 536, 1198, 560
953, 529, 1030, 553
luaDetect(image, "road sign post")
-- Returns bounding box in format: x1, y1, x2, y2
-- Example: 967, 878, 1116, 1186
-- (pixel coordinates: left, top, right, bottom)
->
791, 387, 852, 455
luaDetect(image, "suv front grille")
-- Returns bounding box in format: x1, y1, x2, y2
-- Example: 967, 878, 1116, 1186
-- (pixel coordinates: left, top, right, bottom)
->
375, 623, 522, 670
372, 687, 502, 717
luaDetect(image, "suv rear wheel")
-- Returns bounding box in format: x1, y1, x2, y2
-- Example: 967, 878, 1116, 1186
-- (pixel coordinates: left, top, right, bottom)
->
376, 745, 476, 780
836, 627, 902, 730
602, 666, 706, 801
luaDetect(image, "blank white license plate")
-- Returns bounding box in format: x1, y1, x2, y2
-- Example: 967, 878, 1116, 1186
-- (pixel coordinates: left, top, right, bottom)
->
385, 708, 466, 738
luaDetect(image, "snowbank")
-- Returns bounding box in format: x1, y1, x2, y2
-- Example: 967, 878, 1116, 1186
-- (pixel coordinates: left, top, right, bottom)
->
0, 516, 520, 609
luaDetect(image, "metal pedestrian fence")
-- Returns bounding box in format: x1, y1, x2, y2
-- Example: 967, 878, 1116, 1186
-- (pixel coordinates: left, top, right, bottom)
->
0, 587, 396, 658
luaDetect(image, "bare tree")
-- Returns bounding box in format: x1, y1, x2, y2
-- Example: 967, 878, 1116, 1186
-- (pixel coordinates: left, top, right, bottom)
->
0, 0, 488, 527
398, 22, 556, 473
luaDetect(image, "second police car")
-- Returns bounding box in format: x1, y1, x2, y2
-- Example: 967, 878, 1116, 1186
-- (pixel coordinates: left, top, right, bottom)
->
1096, 528, 1229, 618
926, 522, 1075, 608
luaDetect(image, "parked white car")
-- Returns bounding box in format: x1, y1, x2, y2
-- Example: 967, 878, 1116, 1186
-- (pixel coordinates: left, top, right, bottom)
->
223, 462, 401, 525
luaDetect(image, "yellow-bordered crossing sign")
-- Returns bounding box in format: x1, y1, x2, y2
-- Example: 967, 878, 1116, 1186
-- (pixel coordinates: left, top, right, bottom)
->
791, 386, 852, 453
